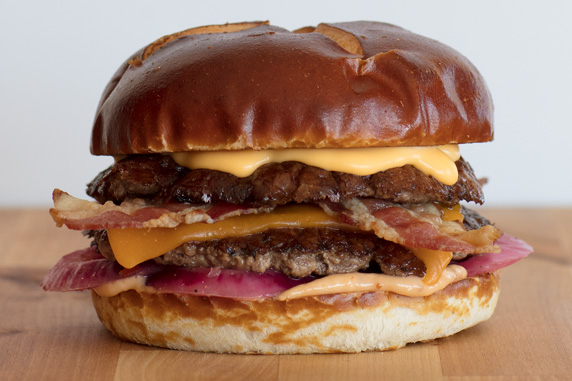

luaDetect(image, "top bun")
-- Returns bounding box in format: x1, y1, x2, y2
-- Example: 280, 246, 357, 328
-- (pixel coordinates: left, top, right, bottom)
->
91, 21, 494, 155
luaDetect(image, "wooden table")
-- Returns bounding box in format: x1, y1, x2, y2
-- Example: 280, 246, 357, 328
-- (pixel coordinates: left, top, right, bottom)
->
1, 208, 571, 379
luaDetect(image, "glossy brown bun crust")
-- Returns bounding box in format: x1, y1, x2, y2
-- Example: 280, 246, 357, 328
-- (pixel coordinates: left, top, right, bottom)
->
91, 21, 494, 155
91, 272, 500, 354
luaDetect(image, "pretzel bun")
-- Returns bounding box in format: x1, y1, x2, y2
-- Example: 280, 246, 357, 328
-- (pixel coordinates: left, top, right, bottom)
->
91, 21, 493, 155
91, 272, 499, 354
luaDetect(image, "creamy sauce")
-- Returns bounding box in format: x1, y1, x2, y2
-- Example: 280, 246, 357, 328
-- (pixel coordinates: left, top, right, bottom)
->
94, 276, 155, 297
276, 265, 468, 301
171, 145, 460, 185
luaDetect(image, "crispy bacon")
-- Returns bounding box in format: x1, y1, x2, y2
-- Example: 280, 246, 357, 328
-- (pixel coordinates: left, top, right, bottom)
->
50, 190, 501, 255
50, 189, 272, 230
320, 199, 502, 254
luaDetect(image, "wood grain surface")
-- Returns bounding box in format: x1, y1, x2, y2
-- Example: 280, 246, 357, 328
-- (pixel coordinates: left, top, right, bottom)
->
1, 208, 571, 380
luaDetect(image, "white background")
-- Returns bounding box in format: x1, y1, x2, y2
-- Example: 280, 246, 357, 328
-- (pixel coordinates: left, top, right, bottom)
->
1, 0, 571, 207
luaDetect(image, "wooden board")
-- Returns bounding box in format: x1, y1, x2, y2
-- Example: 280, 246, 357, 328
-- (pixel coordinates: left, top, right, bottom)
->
1, 208, 571, 379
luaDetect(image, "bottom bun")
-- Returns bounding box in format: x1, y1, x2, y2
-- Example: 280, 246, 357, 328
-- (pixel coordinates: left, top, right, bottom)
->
91, 272, 500, 354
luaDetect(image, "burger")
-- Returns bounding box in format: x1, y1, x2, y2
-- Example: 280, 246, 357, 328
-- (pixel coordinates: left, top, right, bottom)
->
42, 21, 532, 354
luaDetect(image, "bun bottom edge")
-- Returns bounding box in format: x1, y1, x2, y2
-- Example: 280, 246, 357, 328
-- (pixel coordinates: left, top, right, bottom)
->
91, 272, 500, 354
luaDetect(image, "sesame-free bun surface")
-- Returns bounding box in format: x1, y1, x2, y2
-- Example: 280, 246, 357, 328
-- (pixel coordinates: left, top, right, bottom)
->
91, 272, 499, 354
91, 21, 494, 155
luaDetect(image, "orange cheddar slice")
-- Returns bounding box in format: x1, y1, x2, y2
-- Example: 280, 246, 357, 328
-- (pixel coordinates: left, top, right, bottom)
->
108, 204, 354, 269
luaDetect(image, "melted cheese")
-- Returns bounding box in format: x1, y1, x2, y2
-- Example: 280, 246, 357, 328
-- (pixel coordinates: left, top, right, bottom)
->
440, 203, 464, 222
410, 248, 453, 285
171, 145, 460, 185
277, 265, 467, 301
94, 276, 155, 297
107, 205, 355, 269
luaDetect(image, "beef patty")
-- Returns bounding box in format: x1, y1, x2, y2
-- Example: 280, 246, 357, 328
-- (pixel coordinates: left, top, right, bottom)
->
87, 155, 484, 207
92, 228, 426, 278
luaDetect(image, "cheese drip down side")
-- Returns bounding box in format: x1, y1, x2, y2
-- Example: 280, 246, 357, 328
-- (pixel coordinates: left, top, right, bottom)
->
410, 248, 453, 286
171, 145, 461, 185
277, 265, 468, 301
408, 205, 460, 285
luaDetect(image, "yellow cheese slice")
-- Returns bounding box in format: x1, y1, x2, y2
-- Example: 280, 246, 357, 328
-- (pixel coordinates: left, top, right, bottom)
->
171, 144, 460, 185
107, 204, 355, 269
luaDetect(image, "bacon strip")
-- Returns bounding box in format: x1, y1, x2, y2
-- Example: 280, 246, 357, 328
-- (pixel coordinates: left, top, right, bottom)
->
50, 189, 501, 255
320, 199, 502, 254
50, 189, 272, 230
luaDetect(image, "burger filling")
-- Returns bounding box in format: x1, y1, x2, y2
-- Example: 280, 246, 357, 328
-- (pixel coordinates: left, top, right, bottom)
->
75, 152, 499, 281
44, 150, 533, 299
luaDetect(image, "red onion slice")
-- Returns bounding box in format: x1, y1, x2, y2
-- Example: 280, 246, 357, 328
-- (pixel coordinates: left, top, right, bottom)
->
459, 234, 533, 277
147, 267, 313, 299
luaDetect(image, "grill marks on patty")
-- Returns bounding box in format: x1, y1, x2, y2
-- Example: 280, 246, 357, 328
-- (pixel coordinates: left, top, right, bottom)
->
87, 154, 484, 207
158, 228, 428, 278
